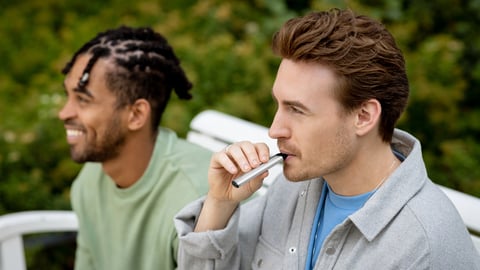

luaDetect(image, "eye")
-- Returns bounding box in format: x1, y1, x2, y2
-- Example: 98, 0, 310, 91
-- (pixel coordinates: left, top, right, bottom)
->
289, 105, 303, 114
76, 93, 90, 104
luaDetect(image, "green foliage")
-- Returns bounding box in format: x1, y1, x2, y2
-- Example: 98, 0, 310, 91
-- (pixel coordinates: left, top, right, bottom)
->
1, 0, 480, 268
1, 0, 479, 215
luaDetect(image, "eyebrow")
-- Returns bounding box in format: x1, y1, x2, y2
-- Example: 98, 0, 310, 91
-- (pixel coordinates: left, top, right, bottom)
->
283, 100, 311, 113
271, 90, 312, 114
73, 86, 94, 98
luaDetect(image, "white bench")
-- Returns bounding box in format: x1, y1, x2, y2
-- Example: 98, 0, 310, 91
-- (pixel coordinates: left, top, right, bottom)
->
1, 109, 479, 270
0, 211, 78, 270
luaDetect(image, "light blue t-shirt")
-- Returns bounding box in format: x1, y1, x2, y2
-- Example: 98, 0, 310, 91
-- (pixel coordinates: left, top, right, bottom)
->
305, 182, 374, 270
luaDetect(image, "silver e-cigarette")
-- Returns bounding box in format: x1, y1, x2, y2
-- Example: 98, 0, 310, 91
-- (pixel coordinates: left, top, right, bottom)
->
231, 153, 286, 188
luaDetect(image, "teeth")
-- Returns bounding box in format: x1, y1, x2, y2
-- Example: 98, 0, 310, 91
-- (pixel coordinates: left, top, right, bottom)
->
67, 129, 84, 137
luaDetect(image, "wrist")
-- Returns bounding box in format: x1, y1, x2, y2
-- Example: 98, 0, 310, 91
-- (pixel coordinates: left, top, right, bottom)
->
194, 195, 239, 232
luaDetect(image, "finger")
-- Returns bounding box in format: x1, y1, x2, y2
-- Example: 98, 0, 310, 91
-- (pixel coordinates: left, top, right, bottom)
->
226, 142, 255, 172
253, 142, 271, 163
211, 150, 238, 175
251, 170, 269, 186
222, 141, 272, 173
238, 141, 263, 169
224, 144, 232, 154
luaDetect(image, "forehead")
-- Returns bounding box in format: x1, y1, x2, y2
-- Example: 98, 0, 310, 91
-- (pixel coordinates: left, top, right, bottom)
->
272, 59, 339, 108
63, 53, 113, 95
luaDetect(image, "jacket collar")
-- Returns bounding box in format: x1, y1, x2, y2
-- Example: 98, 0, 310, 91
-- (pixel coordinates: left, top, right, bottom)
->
348, 129, 428, 241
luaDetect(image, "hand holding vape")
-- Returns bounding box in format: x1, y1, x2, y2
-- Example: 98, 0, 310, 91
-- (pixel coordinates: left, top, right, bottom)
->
231, 153, 286, 188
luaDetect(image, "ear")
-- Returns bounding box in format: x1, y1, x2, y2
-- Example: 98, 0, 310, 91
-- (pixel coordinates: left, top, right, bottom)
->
354, 99, 381, 136
127, 99, 151, 131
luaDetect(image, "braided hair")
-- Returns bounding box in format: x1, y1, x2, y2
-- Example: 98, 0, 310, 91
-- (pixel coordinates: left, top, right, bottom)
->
62, 26, 193, 132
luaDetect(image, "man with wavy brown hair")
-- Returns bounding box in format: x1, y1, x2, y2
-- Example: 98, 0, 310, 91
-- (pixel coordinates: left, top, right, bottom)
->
174, 9, 480, 270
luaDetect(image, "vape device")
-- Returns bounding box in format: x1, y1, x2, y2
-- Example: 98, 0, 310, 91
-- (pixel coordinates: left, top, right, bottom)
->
232, 153, 286, 188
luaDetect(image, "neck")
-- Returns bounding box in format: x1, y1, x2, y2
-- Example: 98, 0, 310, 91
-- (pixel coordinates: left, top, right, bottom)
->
326, 141, 399, 196
102, 131, 157, 188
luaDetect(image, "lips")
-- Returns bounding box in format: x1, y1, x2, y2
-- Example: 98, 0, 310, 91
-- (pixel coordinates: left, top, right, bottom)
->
65, 128, 85, 144
278, 148, 295, 161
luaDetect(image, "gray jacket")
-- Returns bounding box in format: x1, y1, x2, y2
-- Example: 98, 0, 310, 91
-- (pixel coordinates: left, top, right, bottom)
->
175, 129, 480, 269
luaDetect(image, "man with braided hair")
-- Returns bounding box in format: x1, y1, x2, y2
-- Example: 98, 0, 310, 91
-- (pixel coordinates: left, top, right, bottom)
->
59, 26, 212, 270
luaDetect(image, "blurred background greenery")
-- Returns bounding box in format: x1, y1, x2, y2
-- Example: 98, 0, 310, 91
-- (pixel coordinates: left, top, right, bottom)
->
1, 0, 479, 268
1, 0, 480, 259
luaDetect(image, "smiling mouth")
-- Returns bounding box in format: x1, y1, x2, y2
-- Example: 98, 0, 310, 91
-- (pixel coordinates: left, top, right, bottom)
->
65, 129, 86, 144
66, 129, 84, 137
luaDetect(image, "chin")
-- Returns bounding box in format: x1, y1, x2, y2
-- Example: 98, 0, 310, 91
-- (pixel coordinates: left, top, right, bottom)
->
71, 156, 87, 164
284, 166, 318, 182
70, 149, 90, 164
283, 170, 304, 182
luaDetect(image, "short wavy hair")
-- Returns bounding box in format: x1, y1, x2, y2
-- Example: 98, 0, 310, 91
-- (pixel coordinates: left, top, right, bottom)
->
272, 8, 409, 142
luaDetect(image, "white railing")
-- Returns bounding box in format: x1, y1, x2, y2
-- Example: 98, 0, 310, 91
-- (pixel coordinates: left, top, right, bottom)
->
0, 211, 78, 270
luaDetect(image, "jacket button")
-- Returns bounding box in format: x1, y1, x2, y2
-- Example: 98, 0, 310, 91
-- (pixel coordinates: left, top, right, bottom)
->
325, 247, 336, 255
257, 259, 263, 267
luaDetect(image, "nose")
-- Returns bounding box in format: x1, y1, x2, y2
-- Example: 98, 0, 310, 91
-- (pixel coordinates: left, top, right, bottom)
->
268, 111, 290, 140
58, 97, 76, 121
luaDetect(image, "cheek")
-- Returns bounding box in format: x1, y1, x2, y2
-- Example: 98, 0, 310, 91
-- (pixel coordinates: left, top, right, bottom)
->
303, 122, 353, 163
80, 112, 110, 133
302, 123, 333, 148
86, 105, 119, 123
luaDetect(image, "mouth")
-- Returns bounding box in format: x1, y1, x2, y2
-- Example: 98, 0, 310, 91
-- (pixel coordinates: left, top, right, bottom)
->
279, 149, 295, 161
65, 128, 85, 144
67, 129, 84, 136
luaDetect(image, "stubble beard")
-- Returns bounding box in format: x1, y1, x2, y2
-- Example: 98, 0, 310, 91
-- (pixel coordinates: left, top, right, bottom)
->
282, 125, 353, 182
70, 116, 126, 163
